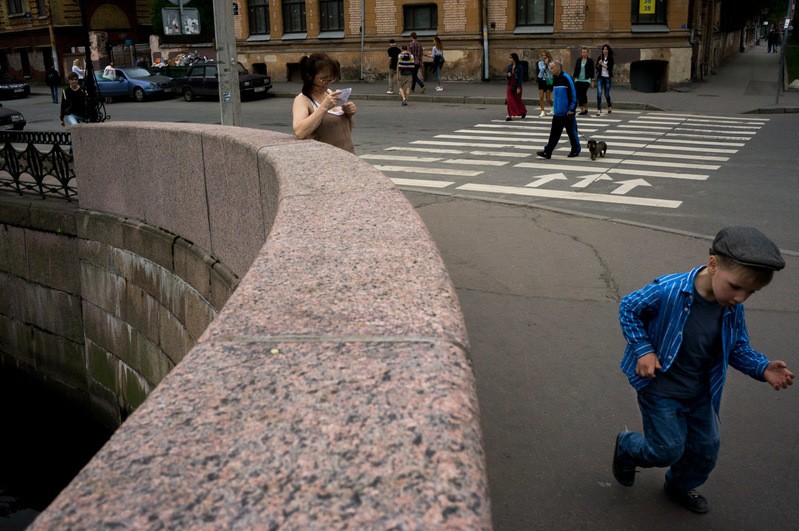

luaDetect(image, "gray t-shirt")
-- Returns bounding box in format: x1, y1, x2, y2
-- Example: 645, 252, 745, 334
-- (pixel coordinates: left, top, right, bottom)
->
642, 288, 723, 399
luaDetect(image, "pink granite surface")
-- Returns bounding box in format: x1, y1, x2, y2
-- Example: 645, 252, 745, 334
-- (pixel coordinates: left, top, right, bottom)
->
34, 124, 490, 528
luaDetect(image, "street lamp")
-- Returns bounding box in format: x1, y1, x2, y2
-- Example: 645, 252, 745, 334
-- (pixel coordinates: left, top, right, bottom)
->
75, 0, 108, 122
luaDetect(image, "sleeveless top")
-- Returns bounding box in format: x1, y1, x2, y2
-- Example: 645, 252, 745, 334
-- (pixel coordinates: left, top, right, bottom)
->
307, 96, 355, 154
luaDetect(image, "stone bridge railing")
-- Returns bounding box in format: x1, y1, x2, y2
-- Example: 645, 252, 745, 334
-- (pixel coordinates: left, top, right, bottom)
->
30, 123, 490, 528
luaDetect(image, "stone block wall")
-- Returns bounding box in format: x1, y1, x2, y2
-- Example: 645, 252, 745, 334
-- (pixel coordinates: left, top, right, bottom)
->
0, 195, 239, 431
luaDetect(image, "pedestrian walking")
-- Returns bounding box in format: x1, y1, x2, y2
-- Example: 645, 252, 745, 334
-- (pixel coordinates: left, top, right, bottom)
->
595, 44, 614, 115
505, 53, 527, 121
408, 32, 426, 94
613, 226, 794, 514
429, 36, 445, 91
386, 39, 401, 94
45, 66, 61, 104
397, 46, 416, 106
536, 60, 580, 158
573, 47, 594, 115
60, 72, 88, 127
292, 53, 357, 154
536, 51, 554, 117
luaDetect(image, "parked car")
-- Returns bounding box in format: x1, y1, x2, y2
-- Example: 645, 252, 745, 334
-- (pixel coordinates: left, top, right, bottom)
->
172, 62, 272, 102
94, 67, 175, 102
0, 72, 31, 100
0, 103, 26, 130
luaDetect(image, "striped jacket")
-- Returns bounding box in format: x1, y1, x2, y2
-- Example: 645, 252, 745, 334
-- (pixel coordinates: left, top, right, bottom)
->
619, 266, 769, 415
397, 52, 415, 76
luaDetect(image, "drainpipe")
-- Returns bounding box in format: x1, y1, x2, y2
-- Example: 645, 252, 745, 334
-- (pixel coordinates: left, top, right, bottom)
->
481, 0, 489, 80
360, 0, 365, 80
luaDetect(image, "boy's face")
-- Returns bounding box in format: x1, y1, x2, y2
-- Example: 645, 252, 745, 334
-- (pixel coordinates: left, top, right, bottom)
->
708, 258, 764, 307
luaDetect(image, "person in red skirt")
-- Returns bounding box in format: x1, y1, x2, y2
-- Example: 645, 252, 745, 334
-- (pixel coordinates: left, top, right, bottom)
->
506, 53, 527, 121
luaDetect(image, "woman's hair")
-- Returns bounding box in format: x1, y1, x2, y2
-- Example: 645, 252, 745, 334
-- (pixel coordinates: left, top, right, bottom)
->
602, 44, 614, 57
73, 59, 80, 66
542, 51, 552, 61
510, 53, 520, 63
299, 53, 341, 99
434, 36, 443, 49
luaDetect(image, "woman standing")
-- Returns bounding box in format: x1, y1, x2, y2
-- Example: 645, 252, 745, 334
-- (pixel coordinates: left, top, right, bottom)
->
595, 44, 614, 116
573, 47, 594, 115
71, 59, 84, 81
505, 53, 527, 121
292, 53, 358, 154
429, 36, 445, 91
536, 51, 554, 117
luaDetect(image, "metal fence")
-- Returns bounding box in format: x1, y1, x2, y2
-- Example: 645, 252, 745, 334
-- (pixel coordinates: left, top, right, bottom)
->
0, 131, 76, 201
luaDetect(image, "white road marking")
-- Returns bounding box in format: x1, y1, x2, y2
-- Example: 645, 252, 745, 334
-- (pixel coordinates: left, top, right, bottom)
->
619, 159, 720, 170
516, 162, 613, 172
443, 158, 510, 166
646, 113, 768, 122
386, 146, 464, 154
607, 167, 708, 180
598, 135, 659, 142
653, 138, 745, 147
470, 150, 531, 158
572, 174, 613, 188
630, 151, 729, 162
646, 143, 738, 154
435, 134, 547, 141
374, 164, 484, 177
456, 183, 682, 208
361, 154, 442, 162
418, 140, 539, 149
675, 127, 757, 135
526, 173, 569, 187
455, 129, 556, 137
391, 178, 455, 188
624, 122, 681, 128
664, 132, 751, 141
612, 179, 651, 195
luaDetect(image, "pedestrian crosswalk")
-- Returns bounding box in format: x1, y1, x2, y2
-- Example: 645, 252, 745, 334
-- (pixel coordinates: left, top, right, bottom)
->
363, 111, 768, 209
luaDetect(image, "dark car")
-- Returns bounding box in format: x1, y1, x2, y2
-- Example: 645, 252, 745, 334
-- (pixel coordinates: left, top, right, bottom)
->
0, 72, 31, 100
0, 103, 26, 130
95, 67, 175, 102
173, 62, 271, 102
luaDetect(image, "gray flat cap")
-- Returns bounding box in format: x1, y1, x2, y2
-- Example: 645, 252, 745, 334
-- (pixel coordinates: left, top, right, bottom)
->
710, 226, 785, 271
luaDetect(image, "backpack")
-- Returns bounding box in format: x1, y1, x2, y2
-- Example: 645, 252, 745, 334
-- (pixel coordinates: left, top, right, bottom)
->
434, 53, 445, 66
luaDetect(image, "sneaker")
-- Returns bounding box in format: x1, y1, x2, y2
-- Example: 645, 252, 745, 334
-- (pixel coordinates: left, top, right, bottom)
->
664, 483, 710, 514
596, 110, 602, 116
608, 107, 613, 114
536, 151, 551, 159
421, 86, 427, 94
612, 432, 636, 487
567, 151, 580, 158
401, 100, 408, 106
539, 111, 546, 117
436, 86, 443, 91
386, 90, 394, 94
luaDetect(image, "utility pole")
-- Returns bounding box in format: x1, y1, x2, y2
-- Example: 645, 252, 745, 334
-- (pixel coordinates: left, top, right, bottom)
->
212, 0, 241, 126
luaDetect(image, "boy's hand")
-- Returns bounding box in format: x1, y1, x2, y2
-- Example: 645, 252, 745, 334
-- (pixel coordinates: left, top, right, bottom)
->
763, 361, 795, 390
635, 353, 661, 378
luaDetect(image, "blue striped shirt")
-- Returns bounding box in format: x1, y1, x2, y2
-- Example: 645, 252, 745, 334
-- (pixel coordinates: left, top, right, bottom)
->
619, 266, 769, 415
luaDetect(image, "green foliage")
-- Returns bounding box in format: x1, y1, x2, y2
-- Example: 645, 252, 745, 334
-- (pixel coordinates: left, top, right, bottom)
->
151, 0, 215, 44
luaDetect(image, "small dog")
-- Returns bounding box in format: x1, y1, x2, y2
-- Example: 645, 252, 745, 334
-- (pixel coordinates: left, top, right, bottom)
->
587, 139, 607, 161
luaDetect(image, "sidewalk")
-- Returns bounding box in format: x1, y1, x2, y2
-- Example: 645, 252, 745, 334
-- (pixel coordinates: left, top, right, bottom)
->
269, 43, 799, 115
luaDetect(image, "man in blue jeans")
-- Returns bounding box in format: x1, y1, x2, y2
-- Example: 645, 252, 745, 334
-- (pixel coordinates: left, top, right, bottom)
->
536, 60, 580, 159
614, 226, 794, 513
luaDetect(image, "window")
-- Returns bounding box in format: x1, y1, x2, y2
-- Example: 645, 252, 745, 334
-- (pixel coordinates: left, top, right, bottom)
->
516, 0, 554, 26
403, 4, 437, 31
282, 0, 306, 34
319, 0, 344, 32
631, 0, 667, 25
36, 0, 45, 16
249, 0, 270, 35
7, 0, 24, 15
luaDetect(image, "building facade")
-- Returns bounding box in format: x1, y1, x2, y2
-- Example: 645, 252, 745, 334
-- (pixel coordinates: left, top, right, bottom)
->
1, 0, 750, 90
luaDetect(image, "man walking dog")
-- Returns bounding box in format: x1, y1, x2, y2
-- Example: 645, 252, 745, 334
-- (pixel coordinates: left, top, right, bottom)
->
537, 60, 581, 159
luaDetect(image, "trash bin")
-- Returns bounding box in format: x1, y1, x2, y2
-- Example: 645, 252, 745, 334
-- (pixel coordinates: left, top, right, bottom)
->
630, 60, 669, 93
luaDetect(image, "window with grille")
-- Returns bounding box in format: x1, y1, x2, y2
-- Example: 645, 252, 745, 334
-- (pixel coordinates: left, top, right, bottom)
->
517, 0, 554, 26
282, 0, 307, 33
319, 0, 344, 32
403, 4, 437, 31
249, 0, 270, 35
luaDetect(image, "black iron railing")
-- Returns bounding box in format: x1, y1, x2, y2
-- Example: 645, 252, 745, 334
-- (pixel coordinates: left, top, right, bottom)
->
0, 131, 76, 201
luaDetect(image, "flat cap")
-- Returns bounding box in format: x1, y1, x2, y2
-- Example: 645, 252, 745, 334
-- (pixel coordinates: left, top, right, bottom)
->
710, 226, 785, 271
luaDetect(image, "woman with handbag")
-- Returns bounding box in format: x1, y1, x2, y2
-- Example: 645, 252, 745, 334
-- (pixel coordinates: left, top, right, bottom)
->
505, 53, 527, 121
429, 36, 445, 91
536, 51, 554, 117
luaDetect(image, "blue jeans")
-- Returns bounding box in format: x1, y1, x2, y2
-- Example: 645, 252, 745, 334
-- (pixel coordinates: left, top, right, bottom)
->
434, 64, 442, 86
597, 76, 612, 110
64, 114, 85, 126
411, 65, 425, 91
617, 391, 720, 492
50, 85, 59, 103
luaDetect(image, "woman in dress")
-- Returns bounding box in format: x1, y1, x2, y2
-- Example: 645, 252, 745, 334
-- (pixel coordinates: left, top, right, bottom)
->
505, 53, 527, 121
595, 44, 614, 116
292, 53, 358, 154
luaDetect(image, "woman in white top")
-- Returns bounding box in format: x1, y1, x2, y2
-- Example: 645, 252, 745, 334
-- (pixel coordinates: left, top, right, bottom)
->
71, 58, 85, 80
428, 36, 445, 91
292, 53, 357, 154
